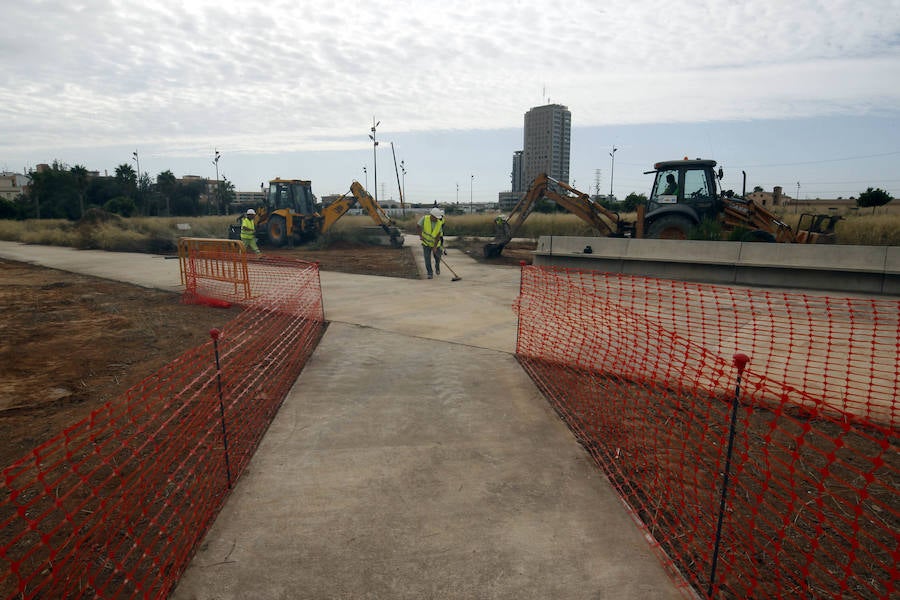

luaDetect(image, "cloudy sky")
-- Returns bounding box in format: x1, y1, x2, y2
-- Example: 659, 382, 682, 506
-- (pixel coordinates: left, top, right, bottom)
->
2, 0, 899, 203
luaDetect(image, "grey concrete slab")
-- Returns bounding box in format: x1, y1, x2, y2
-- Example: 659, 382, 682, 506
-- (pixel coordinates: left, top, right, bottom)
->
532, 236, 900, 295
0, 242, 183, 292
171, 324, 683, 600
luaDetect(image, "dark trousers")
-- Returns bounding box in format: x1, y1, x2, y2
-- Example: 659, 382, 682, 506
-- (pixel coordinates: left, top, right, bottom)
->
422, 245, 441, 276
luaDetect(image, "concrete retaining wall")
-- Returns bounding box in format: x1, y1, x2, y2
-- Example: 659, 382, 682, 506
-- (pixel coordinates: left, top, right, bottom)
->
533, 236, 900, 295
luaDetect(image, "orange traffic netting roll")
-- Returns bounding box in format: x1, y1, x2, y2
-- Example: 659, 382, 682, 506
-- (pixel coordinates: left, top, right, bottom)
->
1, 251, 325, 599
515, 265, 898, 599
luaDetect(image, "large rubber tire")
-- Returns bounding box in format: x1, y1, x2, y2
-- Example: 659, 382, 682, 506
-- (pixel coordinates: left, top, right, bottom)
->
484, 243, 504, 258
741, 229, 776, 243
646, 215, 694, 240
266, 215, 288, 247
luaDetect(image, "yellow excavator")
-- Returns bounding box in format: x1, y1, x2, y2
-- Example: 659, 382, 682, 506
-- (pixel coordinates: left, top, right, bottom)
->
231, 179, 404, 248
484, 174, 626, 257
484, 160, 839, 257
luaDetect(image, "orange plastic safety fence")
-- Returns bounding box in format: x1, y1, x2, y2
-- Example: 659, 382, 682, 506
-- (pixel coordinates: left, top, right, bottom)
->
1, 256, 325, 599
515, 265, 899, 599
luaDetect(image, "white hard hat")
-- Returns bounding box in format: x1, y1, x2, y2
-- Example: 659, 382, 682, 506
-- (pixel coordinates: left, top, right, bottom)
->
430, 207, 443, 218
498, 214, 507, 220
246, 208, 256, 215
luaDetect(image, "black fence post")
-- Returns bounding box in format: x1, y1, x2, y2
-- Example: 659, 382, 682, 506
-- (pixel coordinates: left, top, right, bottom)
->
210, 329, 232, 489
708, 352, 749, 598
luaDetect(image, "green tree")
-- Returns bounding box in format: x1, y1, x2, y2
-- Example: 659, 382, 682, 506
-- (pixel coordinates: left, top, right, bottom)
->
621, 192, 647, 212
104, 196, 136, 217
219, 178, 236, 209
172, 178, 205, 216
114, 164, 137, 198
86, 176, 123, 210
137, 172, 153, 215
857, 187, 893, 214
25, 161, 80, 219
71, 165, 89, 218
156, 170, 177, 216
0, 198, 18, 219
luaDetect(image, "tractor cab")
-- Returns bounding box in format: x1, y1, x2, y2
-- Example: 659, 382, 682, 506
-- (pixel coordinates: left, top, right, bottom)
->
255, 178, 322, 246
643, 159, 726, 238
647, 159, 724, 219
267, 179, 317, 215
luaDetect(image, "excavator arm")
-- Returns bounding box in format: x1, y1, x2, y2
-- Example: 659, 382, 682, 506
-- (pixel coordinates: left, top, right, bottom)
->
320, 181, 404, 248
484, 173, 624, 257
721, 196, 796, 242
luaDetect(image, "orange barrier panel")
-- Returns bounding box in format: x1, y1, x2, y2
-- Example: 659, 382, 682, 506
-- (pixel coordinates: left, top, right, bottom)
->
515, 265, 898, 599
178, 237, 251, 302
1, 254, 325, 599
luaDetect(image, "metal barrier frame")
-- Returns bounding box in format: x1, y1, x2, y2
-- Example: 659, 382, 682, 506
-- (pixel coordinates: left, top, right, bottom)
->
177, 238, 251, 300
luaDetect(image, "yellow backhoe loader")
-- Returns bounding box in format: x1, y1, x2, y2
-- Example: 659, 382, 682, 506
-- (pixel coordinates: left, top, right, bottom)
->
230, 179, 403, 248
485, 159, 838, 257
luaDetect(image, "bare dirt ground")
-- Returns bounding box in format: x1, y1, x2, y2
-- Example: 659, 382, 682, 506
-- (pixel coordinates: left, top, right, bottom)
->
450, 238, 537, 266
0, 242, 421, 471
0, 235, 536, 471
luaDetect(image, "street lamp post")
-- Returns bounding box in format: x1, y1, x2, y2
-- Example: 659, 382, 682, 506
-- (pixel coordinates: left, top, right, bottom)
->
132, 151, 142, 214
368, 118, 380, 202
400, 160, 406, 216
609, 146, 617, 200
131, 150, 141, 188
363, 166, 368, 191
212, 149, 221, 215
222, 174, 228, 211
470, 174, 474, 214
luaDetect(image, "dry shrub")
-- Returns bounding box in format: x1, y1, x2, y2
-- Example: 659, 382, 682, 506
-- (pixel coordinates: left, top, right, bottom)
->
833, 214, 900, 245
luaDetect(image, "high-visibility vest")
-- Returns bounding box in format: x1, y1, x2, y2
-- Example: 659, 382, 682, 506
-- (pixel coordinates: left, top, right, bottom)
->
421, 216, 443, 247
241, 216, 255, 240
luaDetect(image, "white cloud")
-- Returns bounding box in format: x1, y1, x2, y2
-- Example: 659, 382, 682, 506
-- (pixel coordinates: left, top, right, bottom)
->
2, 0, 898, 165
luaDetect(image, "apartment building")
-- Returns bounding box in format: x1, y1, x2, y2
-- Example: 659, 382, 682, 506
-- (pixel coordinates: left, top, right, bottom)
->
522, 103, 571, 187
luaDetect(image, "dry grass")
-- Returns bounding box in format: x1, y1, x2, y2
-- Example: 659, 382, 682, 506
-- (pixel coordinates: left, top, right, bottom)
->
1, 208, 898, 251
834, 214, 900, 245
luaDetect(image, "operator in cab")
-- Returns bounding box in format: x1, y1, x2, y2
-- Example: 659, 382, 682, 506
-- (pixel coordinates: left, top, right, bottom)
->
662, 173, 679, 196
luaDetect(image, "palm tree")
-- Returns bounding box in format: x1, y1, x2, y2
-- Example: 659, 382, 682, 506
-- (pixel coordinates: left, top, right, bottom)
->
114, 164, 137, 197
156, 170, 177, 216
71, 165, 89, 218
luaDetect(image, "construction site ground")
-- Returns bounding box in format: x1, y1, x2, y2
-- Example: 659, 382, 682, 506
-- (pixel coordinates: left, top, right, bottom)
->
0, 239, 536, 467
4, 234, 893, 599
0, 242, 412, 469
0, 237, 682, 599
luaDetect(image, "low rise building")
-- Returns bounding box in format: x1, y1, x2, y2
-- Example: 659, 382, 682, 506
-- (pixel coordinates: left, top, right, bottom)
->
0, 172, 29, 201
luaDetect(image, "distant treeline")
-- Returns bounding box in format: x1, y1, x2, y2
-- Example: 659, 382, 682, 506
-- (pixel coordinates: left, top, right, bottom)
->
1, 161, 236, 220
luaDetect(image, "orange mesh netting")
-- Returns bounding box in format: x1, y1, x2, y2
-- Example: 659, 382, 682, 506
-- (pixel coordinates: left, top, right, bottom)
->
515, 265, 898, 599
1, 254, 325, 599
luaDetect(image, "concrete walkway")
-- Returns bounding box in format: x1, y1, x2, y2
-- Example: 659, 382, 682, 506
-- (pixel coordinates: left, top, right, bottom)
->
0, 240, 685, 599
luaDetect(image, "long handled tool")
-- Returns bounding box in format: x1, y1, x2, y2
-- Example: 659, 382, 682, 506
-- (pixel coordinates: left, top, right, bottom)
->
434, 247, 462, 281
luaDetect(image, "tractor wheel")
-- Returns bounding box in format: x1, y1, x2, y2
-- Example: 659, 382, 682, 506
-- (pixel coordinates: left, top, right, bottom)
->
646, 215, 694, 240
740, 229, 776, 243
266, 215, 288, 247
483, 243, 504, 258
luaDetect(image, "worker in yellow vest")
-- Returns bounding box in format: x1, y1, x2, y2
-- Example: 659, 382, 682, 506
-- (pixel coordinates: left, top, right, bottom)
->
241, 209, 261, 255
416, 207, 444, 279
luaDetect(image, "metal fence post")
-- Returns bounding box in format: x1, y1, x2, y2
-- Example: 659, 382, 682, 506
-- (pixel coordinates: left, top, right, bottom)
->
708, 352, 749, 597
210, 328, 233, 489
